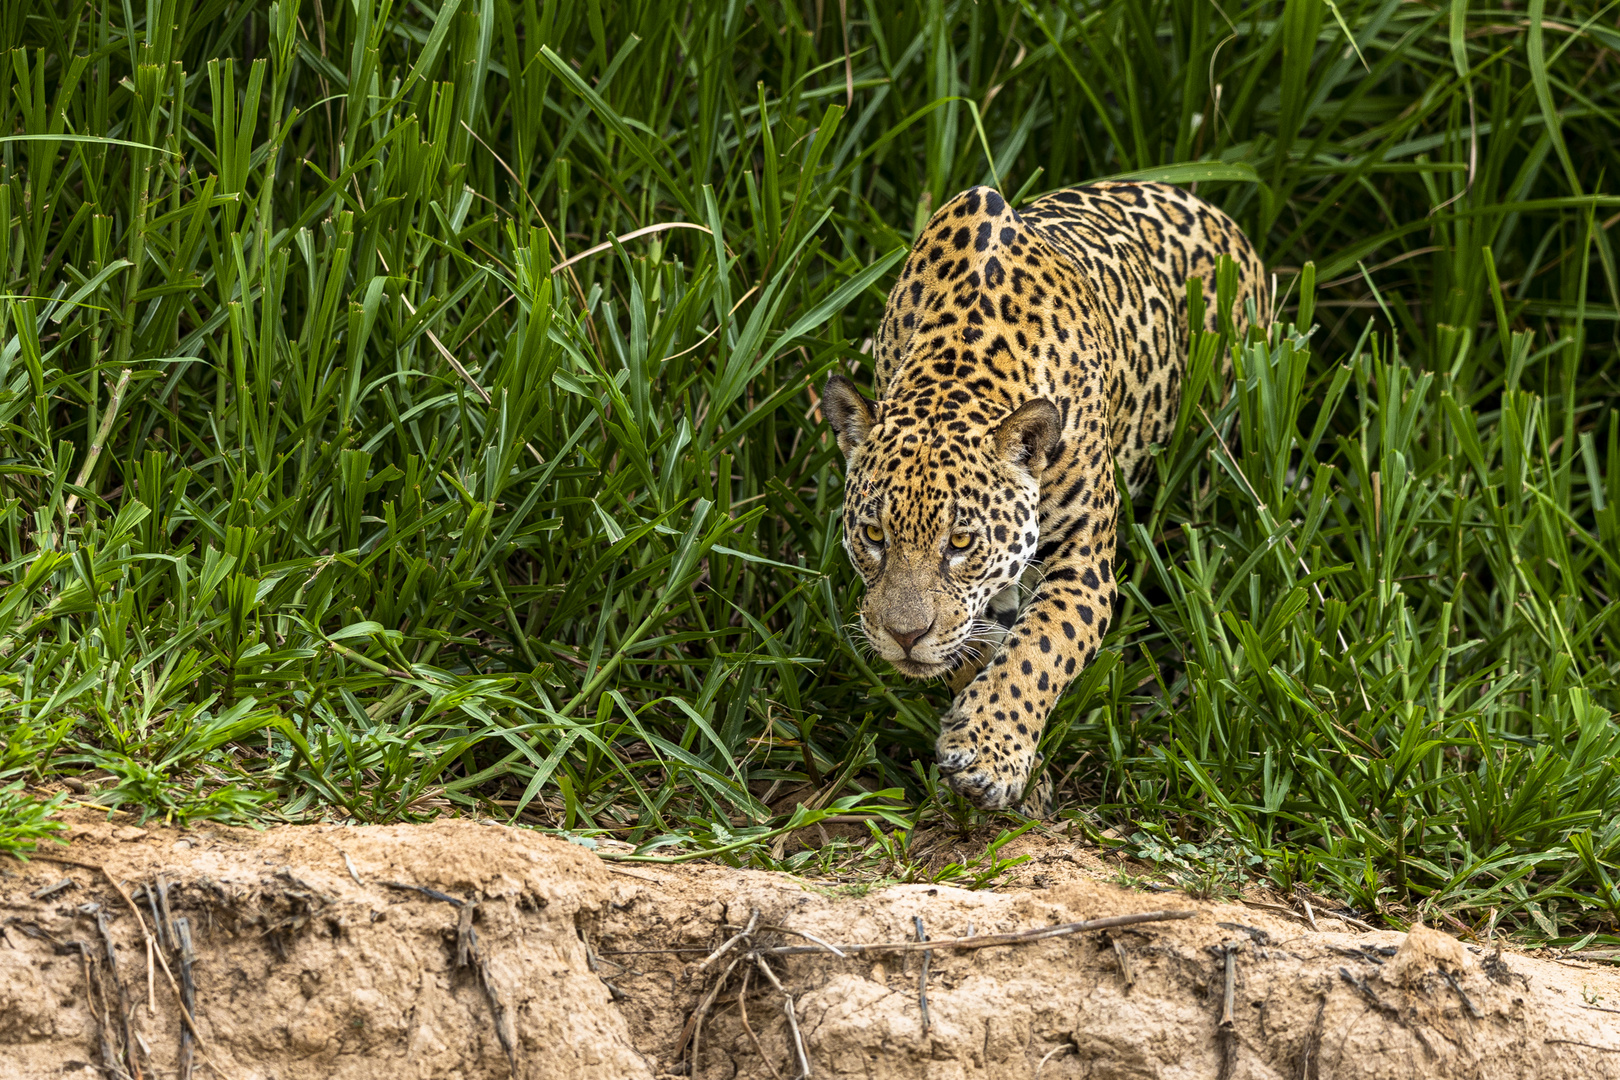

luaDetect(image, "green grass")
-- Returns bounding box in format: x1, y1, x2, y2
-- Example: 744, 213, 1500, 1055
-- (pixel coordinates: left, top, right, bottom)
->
1, 0, 1617, 946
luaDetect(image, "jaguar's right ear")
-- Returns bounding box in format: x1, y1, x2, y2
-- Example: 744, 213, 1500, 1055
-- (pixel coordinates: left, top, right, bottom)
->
822, 375, 877, 462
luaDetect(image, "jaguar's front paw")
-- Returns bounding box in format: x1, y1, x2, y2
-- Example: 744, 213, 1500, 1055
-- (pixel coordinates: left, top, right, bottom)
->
934, 713, 1036, 811
1019, 765, 1054, 818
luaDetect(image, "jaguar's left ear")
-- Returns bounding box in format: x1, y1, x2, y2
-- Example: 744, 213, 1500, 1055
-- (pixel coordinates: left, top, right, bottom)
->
822, 374, 877, 462
993, 398, 1059, 472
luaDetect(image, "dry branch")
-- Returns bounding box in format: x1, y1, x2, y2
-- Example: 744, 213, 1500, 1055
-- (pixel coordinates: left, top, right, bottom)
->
756, 909, 1197, 958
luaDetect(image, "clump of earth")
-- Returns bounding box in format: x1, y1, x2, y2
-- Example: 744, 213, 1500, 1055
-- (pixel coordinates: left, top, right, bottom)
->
2, 811, 1617, 1078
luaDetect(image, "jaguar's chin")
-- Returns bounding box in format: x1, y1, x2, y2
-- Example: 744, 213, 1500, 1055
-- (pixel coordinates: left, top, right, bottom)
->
889, 655, 954, 680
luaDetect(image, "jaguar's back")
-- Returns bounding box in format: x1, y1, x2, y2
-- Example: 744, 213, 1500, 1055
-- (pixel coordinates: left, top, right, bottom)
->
1019, 182, 1269, 492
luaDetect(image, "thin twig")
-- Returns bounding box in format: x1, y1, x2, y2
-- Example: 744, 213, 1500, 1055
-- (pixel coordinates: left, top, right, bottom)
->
758, 909, 1196, 957
79, 936, 119, 1079
29, 877, 75, 900
174, 917, 197, 1080
838, 0, 853, 107
444, 129, 605, 357
380, 880, 463, 906
1035, 1042, 1075, 1079
783, 984, 811, 1079
1318, 246, 1443, 290
1440, 965, 1481, 1019
456, 901, 478, 968
1428, 77, 1477, 218
696, 909, 761, 977
148, 879, 171, 954
90, 904, 144, 1080
736, 964, 783, 1080
686, 953, 744, 1073
549, 222, 715, 275
1339, 967, 1395, 1015
368, 248, 544, 467
760, 924, 847, 958
474, 945, 520, 1077
61, 367, 134, 527
913, 915, 931, 1035
380, 881, 517, 1078
660, 284, 759, 364
755, 956, 811, 1079
1113, 937, 1135, 988
1239, 899, 1311, 926
398, 294, 492, 406
601, 909, 1196, 960
1220, 942, 1240, 1027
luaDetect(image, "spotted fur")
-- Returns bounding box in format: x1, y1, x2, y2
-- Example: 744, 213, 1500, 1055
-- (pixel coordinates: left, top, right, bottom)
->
823, 182, 1268, 811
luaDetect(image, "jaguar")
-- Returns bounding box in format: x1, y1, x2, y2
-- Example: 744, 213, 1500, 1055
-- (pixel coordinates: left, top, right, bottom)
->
823, 181, 1268, 810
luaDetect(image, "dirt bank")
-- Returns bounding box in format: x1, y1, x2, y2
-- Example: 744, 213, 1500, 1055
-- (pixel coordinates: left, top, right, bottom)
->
1, 813, 1616, 1079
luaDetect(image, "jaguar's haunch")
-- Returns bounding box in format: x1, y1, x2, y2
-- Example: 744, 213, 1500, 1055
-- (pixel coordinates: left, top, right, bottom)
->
823, 182, 1268, 810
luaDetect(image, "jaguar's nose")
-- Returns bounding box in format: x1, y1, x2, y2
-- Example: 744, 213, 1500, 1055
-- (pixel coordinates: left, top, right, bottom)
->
885, 620, 934, 655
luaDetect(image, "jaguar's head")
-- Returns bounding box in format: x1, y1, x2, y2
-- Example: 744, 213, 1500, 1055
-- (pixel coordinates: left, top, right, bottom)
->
822, 374, 1058, 678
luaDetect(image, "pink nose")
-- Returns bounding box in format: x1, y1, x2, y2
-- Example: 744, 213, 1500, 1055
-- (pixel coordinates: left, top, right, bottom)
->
886, 621, 933, 655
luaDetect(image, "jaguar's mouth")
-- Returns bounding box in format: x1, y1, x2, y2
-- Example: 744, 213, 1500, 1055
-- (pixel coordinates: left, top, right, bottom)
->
882, 633, 994, 681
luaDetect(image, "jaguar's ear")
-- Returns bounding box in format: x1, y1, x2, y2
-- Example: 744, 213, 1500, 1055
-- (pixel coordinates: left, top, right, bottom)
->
822, 374, 877, 461
993, 398, 1060, 472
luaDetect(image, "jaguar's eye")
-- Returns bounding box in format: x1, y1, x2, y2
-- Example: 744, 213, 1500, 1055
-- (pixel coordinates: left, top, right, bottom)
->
863, 524, 886, 544
950, 531, 975, 550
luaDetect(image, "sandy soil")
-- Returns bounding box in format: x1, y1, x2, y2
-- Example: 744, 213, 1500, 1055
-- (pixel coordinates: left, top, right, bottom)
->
1, 812, 1617, 1079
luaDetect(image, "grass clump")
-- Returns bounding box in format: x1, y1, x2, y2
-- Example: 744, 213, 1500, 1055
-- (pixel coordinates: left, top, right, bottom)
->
1, 0, 1617, 946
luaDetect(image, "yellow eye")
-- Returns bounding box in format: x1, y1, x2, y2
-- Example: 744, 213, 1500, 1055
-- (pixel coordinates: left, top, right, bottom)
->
950, 531, 975, 549
863, 524, 885, 544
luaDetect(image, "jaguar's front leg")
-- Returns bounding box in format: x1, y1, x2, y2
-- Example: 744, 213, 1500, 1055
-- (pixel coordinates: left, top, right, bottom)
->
944, 579, 1023, 697
935, 526, 1118, 810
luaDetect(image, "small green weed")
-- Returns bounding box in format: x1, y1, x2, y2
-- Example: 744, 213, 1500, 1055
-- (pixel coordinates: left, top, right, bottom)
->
0, 782, 65, 858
